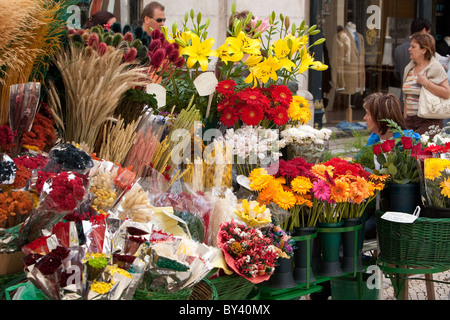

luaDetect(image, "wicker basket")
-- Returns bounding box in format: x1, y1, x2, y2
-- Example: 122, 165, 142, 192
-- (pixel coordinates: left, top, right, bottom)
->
189, 278, 218, 300
209, 274, 255, 300
376, 211, 450, 268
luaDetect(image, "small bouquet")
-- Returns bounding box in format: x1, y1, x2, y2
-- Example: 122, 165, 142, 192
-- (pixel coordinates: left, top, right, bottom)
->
279, 124, 332, 163
44, 144, 94, 174
261, 223, 295, 259
234, 199, 271, 228
219, 125, 281, 176
372, 120, 422, 184
217, 220, 280, 283
422, 157, 450, 208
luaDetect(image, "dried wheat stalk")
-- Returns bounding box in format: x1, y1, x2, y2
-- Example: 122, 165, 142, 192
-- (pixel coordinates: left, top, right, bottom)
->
98, 116, 138, 164
51, 43, 148, 151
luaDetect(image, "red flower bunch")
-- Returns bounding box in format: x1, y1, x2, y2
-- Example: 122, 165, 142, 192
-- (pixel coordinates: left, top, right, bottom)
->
0, 124, 16, 152
267, 157, 314, 181
85, 214, 107, 253
21, 113, 56, 151
323, 157, 370, 179
36, 171, 57, 193
52, 221, 73, 247
22, 235, 51, 255
43, 171, 86, 211
216, 82, 293, 127
372, 135, 422, 184
13, 154, 48, 170
217, 220, 280, 283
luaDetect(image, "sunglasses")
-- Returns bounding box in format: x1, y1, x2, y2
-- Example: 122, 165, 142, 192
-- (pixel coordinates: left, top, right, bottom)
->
151, 17, 166, 23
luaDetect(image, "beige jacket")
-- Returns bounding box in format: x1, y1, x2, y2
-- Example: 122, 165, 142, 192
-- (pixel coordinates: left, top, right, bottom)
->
335, 28, 365, 95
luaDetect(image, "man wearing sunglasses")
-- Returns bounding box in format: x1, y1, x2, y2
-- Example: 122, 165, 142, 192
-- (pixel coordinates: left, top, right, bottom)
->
141, 1, 166, 33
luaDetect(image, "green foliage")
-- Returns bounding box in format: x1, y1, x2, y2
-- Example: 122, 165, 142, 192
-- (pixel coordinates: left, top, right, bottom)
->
174, 210, 205, 243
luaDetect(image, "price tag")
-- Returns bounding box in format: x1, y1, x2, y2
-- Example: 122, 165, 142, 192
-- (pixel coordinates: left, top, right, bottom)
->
381, 206, 421, 224
193, 72, 218, 96
146, 83, 166, 108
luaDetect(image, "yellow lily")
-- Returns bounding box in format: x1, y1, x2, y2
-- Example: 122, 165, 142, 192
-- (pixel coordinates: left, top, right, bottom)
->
216, 40, 234, 64
227, 31, 261, 62
310, 60, 329, 71
179, 33, 218, 71
253, 55, 282, 83
297, 47, 315, 74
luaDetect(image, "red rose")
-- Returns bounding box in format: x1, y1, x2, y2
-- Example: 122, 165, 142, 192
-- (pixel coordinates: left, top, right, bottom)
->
373, 144, 382, 155
380, 140, 395, 152
401, 136, 413, 149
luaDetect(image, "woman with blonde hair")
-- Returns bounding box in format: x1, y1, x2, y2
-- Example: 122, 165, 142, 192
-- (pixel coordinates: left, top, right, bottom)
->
402, 32, 450, 134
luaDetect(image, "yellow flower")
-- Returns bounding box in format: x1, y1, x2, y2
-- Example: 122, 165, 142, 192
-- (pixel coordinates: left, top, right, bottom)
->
227, 31, 261, 61
272, 38, 297, 72
297, 47, 315, 74
310, 60, 328, 71
288, 95, 311, 122
441, 177, 450, 198
273, 38, 291, 59
235, 199, 271, 227
272, 189, 296, 210
179, 33, 218, 71
253, 55, 282, 83
424, 158, 450, 180
91, 280, 112, 294
291, 176, 313, 195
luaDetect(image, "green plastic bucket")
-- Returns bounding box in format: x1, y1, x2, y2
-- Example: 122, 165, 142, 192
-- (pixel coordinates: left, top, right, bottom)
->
331, 274, 379, 300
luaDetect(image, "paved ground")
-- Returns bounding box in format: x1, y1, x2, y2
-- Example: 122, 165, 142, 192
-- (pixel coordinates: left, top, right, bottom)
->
323, 124, 450, 300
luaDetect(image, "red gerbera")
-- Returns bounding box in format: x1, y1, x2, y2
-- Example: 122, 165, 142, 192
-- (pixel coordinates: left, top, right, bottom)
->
271, 85, 293, 107
216, 80, 237, 96
269, 105, 289, 126
237, 87, 267, 107
240, 105, 264, 126
217, 96, 235, 112
220, 106, 239, 127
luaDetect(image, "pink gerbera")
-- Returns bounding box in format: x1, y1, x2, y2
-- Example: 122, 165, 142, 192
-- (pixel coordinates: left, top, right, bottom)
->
312, 179, 331, 201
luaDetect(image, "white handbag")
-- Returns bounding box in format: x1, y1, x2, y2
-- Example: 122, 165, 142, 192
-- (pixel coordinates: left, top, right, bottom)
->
417, 86, 450, 119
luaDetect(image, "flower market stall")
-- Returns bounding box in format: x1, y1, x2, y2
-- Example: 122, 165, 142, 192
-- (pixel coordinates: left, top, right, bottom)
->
2, 0, 448, 303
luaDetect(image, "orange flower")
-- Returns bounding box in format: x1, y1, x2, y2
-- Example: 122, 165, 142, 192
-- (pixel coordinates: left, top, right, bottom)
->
350, 176, 371, 199
272, 189, 296, 210
291, 176, 313, 195
330, 178, 350, 203
311, 164, 333, 180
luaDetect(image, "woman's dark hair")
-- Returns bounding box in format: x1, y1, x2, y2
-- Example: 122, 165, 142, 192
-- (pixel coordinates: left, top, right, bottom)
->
363, 92, 405, 135
85, 10, 115, 29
